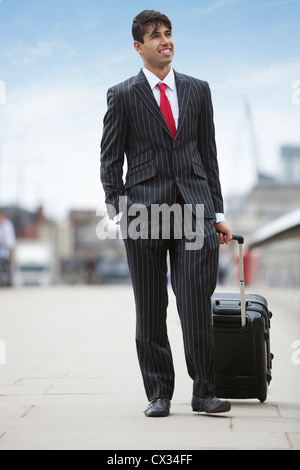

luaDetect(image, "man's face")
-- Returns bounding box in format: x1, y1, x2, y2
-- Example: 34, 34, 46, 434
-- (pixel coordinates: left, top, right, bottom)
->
134, 23, 174, 73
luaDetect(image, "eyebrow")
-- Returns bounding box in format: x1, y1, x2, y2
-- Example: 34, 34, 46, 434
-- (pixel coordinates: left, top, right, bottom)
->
149, 28, 172, 38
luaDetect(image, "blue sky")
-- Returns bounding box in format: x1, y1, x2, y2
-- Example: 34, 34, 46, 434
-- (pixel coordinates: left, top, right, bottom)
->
0, 0, 299, 218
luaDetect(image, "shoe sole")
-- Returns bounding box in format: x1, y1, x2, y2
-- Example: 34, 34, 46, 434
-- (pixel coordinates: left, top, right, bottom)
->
192, 403, 231, 413
205, 402, 231, 413
145, 411, 170, 417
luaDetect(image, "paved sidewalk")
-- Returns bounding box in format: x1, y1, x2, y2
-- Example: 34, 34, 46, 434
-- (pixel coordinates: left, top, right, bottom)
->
0, 284, 299, 451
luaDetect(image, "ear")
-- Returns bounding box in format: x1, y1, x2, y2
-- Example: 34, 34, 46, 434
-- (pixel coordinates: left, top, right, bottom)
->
134, 41, 143, 54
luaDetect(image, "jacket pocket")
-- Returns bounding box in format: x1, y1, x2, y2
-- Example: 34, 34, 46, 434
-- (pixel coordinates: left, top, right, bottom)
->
192, 162, 208, 180
125, 160, 156, 189
130, 148, 153, 170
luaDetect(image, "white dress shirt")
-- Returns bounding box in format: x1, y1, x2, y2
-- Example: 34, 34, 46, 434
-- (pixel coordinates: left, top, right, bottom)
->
142, 67, 179, 129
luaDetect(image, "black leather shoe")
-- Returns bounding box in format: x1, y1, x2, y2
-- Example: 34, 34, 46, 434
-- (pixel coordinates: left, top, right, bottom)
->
192, 396, 231, 413
144, 398, 171, 417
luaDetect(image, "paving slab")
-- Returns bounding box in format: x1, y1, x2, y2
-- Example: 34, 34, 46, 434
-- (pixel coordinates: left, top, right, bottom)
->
0, 284, 299, 451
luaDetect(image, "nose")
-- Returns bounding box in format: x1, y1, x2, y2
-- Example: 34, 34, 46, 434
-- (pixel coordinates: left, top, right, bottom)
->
161, 35, 172, 47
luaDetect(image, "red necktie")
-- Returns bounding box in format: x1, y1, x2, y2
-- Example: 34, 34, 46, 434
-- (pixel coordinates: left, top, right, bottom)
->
157, 83, 176, 139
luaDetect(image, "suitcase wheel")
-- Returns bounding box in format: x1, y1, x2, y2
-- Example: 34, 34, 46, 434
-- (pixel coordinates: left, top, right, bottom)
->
259, 393, 267, 403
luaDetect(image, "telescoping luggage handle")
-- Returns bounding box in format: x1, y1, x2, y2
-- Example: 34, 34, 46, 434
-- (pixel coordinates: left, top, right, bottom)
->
231, 233, 246, 327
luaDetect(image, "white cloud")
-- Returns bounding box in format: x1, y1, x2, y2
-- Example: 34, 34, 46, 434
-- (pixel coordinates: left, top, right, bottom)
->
205, 0, 249, 15
4, 41, 75, 65
180, 0, 251, 22
214, 59, 300, 92
22, 41, 57, 64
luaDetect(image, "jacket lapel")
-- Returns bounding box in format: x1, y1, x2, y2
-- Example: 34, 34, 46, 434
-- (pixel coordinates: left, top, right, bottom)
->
133, 70, 169, 134
132, 69, 191, 139
174, 71, 191, 136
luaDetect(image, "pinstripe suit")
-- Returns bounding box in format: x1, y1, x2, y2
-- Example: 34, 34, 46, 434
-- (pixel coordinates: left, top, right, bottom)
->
100, 69, 223, 401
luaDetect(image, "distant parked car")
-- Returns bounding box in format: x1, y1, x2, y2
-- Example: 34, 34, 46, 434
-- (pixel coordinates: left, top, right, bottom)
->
12, 240, 56, 286
95, 256, 131, 284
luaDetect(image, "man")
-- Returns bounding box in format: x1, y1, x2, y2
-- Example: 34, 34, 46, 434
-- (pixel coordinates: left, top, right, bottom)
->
100, 10, 232, 417
0, 211, 16, 286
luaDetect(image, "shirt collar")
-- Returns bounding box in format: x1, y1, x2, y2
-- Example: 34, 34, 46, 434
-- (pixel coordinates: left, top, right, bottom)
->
143, 67, 175, 91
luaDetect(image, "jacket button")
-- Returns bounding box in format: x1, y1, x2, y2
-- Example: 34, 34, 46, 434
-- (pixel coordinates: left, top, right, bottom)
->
175, 177, 180, 182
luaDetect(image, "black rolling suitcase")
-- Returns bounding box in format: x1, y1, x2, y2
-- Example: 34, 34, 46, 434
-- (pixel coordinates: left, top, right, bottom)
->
212, 234, 273, 402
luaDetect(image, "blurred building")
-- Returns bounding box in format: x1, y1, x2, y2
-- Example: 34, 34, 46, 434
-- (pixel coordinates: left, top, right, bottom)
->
226, 180, 300, 240
0, 205, 55, 240
60, 209, 130, 285
222, 143, 300, 288
57, 210, 95, 284
247, 207, 300, 288
0, 205, 60, 285
0, 205, 130, 285
226, 144, 300, 237
280, 145, 300, 184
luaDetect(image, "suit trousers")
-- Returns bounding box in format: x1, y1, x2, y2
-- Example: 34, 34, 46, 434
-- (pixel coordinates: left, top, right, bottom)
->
122, 195, 220, 401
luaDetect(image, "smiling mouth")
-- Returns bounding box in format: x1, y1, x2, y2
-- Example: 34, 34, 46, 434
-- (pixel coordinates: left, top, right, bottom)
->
160, 49, 172, 55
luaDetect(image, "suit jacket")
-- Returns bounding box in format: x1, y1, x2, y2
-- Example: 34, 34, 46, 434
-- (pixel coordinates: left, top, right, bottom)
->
100, 69, 224, 220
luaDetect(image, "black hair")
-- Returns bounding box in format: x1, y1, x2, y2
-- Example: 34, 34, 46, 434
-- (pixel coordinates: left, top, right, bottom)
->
132, 10, 172, 43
